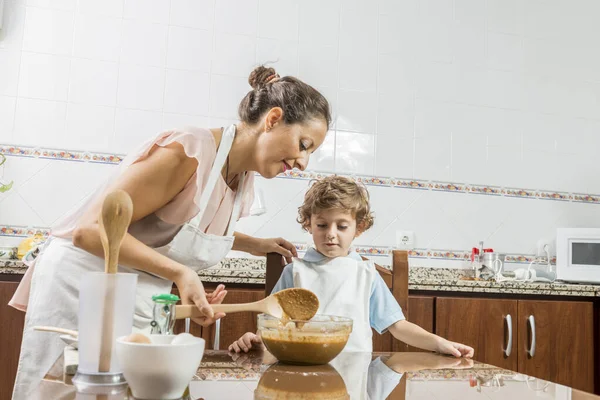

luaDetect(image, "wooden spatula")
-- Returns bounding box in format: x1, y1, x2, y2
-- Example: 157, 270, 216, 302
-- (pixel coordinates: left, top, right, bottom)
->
98, 190, 133, 372
174, 288, 319, 321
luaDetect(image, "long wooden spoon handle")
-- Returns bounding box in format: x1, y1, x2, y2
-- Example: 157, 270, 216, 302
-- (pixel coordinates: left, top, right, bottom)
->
175, 302, 263, 319
34, 326, 79, 337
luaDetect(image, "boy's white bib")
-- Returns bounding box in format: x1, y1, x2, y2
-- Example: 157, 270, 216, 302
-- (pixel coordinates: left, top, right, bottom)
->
292, 255, 376, 352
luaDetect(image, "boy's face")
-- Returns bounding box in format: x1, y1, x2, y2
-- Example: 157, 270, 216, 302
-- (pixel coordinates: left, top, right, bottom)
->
309, 209, 360, 258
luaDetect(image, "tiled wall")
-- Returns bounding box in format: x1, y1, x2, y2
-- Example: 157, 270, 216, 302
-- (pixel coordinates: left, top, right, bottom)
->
2, 0, 600, 267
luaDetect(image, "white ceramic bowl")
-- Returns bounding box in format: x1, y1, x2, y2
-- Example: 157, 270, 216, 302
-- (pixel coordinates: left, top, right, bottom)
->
116, 334, 205, 399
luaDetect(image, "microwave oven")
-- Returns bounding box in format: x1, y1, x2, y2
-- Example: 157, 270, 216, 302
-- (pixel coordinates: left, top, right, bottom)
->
557, 228, 600, 283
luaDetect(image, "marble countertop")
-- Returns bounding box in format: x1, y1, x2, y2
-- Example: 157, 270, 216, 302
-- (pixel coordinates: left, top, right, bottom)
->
4, 257, 600, 297
35, 349, 592, 399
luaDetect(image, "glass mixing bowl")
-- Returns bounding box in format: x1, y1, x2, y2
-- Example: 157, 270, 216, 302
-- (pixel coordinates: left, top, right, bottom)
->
257, 314, 353, 365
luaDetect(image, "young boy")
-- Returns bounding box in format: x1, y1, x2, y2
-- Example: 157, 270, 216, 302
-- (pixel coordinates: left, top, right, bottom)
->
229, 176, 474, 358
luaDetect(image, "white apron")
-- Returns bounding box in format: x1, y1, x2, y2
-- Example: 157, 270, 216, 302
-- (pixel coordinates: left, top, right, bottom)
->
292, 255, 376, 353
154, 124, 246, 270
12, 125, 246, 400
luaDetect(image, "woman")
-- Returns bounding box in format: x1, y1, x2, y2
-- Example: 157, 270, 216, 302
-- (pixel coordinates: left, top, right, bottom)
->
10, 66, 330, 399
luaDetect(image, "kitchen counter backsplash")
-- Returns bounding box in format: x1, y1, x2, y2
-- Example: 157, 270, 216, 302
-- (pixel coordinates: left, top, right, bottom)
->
4, 258, 600, 297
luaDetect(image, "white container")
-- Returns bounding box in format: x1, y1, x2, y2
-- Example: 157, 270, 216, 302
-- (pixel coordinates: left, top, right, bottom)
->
78, 272, 137, 375
116, 334, 205, 400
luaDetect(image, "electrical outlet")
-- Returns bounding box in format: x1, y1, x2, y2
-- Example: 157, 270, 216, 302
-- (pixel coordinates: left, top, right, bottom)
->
396, 231, 414, 249
536, 239, 555, 257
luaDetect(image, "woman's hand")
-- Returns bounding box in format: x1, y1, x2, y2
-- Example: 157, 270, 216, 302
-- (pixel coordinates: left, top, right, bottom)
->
175, 268, 226, 327
251, 237, 298, 264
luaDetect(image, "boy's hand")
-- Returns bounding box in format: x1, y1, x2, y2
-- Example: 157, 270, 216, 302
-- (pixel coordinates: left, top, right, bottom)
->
228, 332, 263, 353
436, 339, 474, 358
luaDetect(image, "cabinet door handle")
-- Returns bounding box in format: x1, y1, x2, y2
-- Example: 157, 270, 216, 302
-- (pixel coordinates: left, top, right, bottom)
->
527, 315, 536, 357
504, 314, 513, 357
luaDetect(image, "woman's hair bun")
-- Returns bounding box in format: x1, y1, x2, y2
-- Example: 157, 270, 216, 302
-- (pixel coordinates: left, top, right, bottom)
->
248, 65, 278, 89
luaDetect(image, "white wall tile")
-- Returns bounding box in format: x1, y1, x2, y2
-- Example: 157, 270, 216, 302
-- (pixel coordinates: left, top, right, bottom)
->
77, 0, 123, 18
298, 0, 340, 46
258, 0, 298, 41
487, 32, 523, 71
485, 108, 523, 148
114, 108, 163, 153
453, 25, 485, 66
415, 61, 456, 103
169, 0, 215, 30
163, 69, 210, 115
0, 49, 21, 97
338, 0, 377, 92
486, 0, 523, 35
414, 99, 453, 139
17, 161, 100, 225
0, 192, 46, 227
0, 1, 27, 50
298, 43, 338, 89
117, 64, 165, 111
123, 0, 170, 24
0, 158, 51, 202
336, 90, 376, 134
454, 0, 485, 30
166, 26, 212, 72
256, 39, 299, 77
375, 135, 413, 178
120, 20, 168, 67
212, 33, 256, 77
0, 96, 17, 140
378, 13, 416, 56
65, 103, 115, 151
73, 14, 122, 62
14, 98, 67, 147
335, 131, 374, 175
68, 58, 118, 106
18, 52, 71, 101
22, 7, 74, 56
306, 130, 334, 172
162, 113, 209, 131
487, 145, 524, 188
377, 91, 415, 137
209, 74, 249, 119
451, 136, 487, 184
209, 116, 238, 127
214, 0, 258, 36
413, 137, 451, 181
376, 191, 444, 248
27, 0, 76, 11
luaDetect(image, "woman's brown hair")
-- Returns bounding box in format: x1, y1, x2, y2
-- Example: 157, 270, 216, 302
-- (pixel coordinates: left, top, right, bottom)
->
238, 66, 331, 127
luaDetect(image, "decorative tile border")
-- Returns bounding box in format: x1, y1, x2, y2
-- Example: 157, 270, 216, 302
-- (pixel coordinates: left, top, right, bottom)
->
503, 188, 537, 198
429, 250, 470, 260
536, 190, 570, 201
0, 225, 50, 237
1, 145, 123, 164
392, 178, 429, 190
572, 193, 600, 204
355, 175, 392, 187
430, 182, 467, 192
5, 143, 600, 206
467, 185, 502, 196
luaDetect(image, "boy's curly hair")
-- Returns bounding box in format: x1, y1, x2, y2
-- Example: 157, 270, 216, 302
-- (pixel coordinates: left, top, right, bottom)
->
297, 175, 374, 232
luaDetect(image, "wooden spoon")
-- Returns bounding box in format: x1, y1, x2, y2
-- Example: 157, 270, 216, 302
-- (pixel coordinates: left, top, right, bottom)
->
98, 190, 133, 373
34, 326, 79, 337
175, 288, 319, 321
